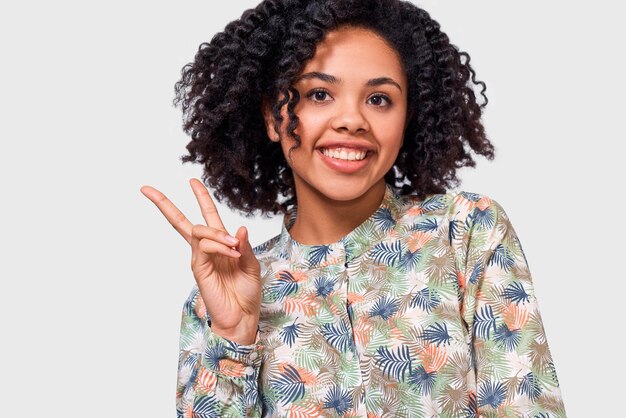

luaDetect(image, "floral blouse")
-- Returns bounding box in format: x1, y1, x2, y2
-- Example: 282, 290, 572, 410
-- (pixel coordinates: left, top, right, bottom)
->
176, 183, 566, 417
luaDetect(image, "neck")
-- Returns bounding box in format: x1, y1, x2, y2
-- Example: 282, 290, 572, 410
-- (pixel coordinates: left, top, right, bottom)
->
287, 180, 387, 245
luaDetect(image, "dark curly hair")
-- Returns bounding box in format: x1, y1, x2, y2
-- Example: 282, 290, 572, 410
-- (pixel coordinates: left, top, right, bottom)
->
173, 0, 494, 217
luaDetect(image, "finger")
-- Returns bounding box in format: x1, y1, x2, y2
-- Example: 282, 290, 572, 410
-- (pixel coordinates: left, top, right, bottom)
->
140, 185, 193, 244
234, 225, 252, 254
197, 238, 242, 259
189, 178, 227, 232
191, 224, 240, 249
233, 225, 259, 270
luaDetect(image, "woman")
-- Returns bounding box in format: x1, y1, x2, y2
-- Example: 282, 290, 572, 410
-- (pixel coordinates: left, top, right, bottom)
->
141, 0, 566, 416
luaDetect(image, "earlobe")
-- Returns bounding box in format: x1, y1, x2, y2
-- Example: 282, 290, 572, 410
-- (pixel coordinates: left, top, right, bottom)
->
405, 108, 413, 130
261, 98, 280, 142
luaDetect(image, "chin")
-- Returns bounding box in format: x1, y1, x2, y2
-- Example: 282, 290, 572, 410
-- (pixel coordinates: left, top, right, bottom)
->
317, 183, 376, 201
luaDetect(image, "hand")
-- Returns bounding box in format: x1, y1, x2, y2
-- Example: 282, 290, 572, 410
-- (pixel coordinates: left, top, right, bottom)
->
140, 178, 261, 345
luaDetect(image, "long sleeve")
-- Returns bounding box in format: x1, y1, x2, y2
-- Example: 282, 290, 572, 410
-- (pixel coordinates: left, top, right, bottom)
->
461, 197, 566, 417
176, 286, 265, 417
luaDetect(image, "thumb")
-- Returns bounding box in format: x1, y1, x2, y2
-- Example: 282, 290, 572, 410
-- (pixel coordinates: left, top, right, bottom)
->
234, 225, 256, 262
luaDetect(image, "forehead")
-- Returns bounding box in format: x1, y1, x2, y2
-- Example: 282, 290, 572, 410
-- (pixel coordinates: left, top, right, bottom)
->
299, 26, 406, 84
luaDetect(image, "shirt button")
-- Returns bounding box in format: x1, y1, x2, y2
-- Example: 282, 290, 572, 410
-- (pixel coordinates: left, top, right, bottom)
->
244, 366, 255, 376
249, 351, 258, 361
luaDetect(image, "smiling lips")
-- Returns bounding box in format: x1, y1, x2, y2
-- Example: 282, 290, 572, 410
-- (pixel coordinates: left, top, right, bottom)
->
320, 147, 370, 161
317, 147, 373, 173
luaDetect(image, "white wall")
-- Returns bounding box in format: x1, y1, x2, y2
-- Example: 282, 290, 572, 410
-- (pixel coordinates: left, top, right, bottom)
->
1, 1, 621, 416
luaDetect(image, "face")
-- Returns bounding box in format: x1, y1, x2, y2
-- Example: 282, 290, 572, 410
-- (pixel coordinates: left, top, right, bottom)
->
263, 26, 409, 203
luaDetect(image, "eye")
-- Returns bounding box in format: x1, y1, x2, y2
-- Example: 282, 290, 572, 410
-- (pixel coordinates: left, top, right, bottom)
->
367, 93, 392, 107
305, 88, 332, 103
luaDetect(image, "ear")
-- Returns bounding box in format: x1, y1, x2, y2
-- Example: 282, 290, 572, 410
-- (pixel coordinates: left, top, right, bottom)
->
399, 110, 412, 148
261, 98, 280, 142
404, 107, 413, 130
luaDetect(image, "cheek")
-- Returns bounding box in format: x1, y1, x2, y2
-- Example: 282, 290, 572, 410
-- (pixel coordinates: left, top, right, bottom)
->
372, 115, 406, 147
292, 111, 327, 138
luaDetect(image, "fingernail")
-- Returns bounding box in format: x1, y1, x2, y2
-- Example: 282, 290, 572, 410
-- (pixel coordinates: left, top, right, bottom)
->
225, 235, 239, 245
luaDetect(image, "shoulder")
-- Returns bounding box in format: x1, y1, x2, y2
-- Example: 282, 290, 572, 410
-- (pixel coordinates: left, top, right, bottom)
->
395, 189, 506, 223
445, 191, 519, 252
392, 189, 513, 243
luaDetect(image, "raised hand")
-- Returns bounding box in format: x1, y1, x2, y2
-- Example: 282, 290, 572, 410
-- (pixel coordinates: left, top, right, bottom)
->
140, 178, 261, 345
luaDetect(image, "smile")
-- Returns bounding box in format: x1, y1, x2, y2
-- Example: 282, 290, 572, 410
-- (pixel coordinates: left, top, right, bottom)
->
319, 147, 371, 161
317, 148, 373, 174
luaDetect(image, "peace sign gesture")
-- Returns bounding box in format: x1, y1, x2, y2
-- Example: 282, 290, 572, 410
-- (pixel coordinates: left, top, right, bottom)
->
140, 178, 261, 345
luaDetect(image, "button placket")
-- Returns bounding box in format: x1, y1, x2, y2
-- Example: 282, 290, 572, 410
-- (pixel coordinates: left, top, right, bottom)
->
342, 250, 359, 366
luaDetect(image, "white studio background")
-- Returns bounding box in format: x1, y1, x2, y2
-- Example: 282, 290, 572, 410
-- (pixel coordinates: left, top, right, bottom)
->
0, 1, 622, 416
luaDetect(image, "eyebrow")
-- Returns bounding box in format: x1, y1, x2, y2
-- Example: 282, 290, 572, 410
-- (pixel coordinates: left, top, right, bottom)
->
295, 71, 403, 93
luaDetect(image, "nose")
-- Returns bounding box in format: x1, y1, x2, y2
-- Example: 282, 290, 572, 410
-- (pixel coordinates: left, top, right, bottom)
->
330, 99, 370, 134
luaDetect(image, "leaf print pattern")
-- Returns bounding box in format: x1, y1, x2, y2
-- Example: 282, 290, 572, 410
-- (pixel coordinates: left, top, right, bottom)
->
418, 343, 448, 373
420, 322, 452, 346
308, 245, 332, 268
373, 345, 412, 380
400, 246, 421, 270
323, 386, 353, 415
175, 183, 566, 417
478, 380, 506, 409
321, 319, 355, 353
190, 394, 220, 418
314, 276, 335, 297
369, 296, 400, 320
272, 364, 305, 405
279, 319, 301, 347
518, 372, 542, 401
494, 323, 521, 351
474, 305, 497, 340
268, 270, 299, 301
372, 206, 397, 232
489, 242, 516, 272
409, 287, 440, 312
409, 217, 439, 233
503, 281, 530, 304
371, 240, 403, 267
408, 365, 437, 395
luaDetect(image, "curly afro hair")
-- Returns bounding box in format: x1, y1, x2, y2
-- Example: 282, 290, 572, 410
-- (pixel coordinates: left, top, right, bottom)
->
173, 0, 494, 217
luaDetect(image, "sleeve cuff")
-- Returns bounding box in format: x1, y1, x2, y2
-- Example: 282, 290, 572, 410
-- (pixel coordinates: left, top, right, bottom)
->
202, 326, 264, 380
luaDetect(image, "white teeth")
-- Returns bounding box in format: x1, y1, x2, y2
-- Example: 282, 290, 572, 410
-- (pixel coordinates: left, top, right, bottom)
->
321, 147, 368, 161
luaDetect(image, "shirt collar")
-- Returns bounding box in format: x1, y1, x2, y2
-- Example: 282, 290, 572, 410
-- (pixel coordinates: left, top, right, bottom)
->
276, 183, 403, 267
